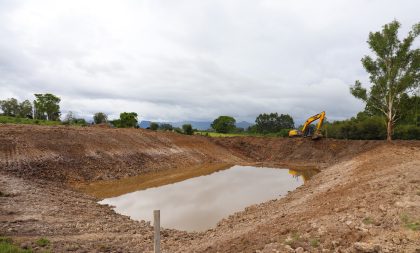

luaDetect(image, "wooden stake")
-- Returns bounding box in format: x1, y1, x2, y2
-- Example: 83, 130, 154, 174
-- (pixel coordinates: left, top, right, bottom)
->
154, 210, 160, 253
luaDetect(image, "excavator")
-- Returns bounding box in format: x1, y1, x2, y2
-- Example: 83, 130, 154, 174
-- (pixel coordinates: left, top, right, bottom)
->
288, 111, 325, 140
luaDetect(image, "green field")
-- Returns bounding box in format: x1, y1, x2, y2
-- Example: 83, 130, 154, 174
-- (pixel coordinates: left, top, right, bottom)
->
0, 116, 62, 126
195, 131, 247, 137
194, 131, 288, 138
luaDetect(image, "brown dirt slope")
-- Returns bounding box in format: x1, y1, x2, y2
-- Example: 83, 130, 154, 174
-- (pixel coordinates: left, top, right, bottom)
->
0, 124, 242, 183
210, 137, 382, 168
0, 124, 381, 184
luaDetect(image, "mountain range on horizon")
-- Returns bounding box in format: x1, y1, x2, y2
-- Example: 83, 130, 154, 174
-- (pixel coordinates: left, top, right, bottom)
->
139, 120, 253, 130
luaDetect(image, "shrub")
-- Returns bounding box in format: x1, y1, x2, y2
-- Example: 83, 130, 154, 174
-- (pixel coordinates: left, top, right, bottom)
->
35, 238, 50, 247
150, 122, 159, 131
393, 125, 420, 140
182, 124, 193, 135
159, 123, 173, 131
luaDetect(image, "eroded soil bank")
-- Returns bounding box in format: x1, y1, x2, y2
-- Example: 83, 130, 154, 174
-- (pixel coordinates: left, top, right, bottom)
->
0, 125, 419, 252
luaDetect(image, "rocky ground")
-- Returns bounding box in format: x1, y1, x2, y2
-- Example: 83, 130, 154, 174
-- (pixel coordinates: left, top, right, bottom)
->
0, 125, 419, 252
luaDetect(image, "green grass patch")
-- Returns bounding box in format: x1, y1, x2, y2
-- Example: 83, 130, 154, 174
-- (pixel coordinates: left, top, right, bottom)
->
310, 238, 320, 247
362, 217, 374, 225
0, 237, 32, 253
195, 132, 246, 137
35, 238, 50, 247
284, 232, 301, 247
401, 214, 420, 231
0, 116, 61, 126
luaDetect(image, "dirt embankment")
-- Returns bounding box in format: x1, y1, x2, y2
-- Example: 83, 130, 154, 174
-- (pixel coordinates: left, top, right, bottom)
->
209, 137, 382, 168
0, 124, 242, 183
1, 124, 419, 252
0, 125, 381, 184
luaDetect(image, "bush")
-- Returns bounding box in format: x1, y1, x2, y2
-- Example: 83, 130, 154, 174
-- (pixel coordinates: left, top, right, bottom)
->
174, 127, 183, 134
324, 116, 386, 140
182, 124, 193, 135
35, 238, 50, 247
393, 125, 420, 140
150, 122, 159, 131
159, 123, 173, 131
277, 128, 291, 137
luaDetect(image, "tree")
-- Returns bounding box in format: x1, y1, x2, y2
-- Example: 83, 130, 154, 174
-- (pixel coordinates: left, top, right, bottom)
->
93, 112, 108, 124
211, 116, 236, 133
150, 122, 159, 130
34, 93, 61, 121
182, 124, 193, 135
159, 123, 173, 131
350, 20, 420, 141
64, 111, 76, 124
18, 100, 33, 118
0, 98, 19, 116
255, 113, 294, 134
119, 112, 138, 128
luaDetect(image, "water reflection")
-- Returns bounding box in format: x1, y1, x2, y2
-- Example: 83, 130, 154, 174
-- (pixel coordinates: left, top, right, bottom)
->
100, 166, 318, 232
288, 168, 320, 182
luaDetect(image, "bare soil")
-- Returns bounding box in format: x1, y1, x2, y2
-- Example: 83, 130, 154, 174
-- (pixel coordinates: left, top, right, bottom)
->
0, 124, 419, 252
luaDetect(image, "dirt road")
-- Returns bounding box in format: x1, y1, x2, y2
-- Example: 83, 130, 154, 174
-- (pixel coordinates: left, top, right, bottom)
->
0, 125, 419, 252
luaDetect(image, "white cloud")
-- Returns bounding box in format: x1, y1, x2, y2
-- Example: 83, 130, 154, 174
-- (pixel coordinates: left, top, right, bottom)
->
0, 0, 419, 123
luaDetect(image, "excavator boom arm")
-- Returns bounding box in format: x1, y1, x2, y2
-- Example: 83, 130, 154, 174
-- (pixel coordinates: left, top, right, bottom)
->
301, 111, 325, 135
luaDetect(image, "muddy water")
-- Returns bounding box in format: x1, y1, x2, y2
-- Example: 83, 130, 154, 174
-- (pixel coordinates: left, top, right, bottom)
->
100, 166, 318, 232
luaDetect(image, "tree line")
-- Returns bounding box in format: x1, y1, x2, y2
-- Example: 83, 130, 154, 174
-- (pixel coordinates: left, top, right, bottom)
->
0, 93, 61, 121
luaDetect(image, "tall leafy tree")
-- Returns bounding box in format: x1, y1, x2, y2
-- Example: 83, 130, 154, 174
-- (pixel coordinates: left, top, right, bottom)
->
350, 20, 420, 141
211, 116, 236, 133
0, 98, 19, 116
119, 112, 138, 128
93, 112, 108, 124
255, 113, 294, 134
34, 93, 61, 121
18, 100, 33, 118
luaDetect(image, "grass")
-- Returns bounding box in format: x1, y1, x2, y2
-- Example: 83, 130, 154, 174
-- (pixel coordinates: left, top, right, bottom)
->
401, 214, 420, 231
0, 116, 61, 126
35, 238, 50, 247
310, 238, 320, 247
195, 131, 249, 137
284, 232, 301, 247
0, 237, 32, 253
362, 217, 374, 225
195, 131, 289, 138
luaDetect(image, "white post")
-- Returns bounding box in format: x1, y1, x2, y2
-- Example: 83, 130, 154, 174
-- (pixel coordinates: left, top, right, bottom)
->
154, 210, 160, 253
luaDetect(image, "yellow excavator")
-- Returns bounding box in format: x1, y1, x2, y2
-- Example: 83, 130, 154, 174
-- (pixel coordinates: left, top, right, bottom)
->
288, 111, 325, 140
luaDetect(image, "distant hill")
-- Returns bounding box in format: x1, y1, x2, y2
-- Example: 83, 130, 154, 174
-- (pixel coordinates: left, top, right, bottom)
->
139, 120, 253, 130
236, 121, 253, 129
139, 120, 151, 128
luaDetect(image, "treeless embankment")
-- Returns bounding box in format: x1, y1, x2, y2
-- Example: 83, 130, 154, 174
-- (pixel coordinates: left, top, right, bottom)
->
0, 124, 380, 184
0, 124, 419, 252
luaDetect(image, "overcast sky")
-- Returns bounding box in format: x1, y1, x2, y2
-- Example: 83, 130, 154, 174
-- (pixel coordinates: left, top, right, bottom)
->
0, 0, 419, 123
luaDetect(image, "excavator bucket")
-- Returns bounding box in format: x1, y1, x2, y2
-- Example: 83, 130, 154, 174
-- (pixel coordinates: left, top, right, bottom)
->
311, 133, 322, 140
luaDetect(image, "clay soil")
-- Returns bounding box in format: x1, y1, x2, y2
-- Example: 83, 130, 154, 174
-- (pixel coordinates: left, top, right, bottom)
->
0, 124, 419, 252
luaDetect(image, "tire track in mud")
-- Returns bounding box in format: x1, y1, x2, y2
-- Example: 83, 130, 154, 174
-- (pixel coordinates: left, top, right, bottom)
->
0, 138, 17, 168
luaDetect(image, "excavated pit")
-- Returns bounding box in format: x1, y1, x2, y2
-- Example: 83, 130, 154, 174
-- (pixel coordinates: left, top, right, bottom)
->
1, 124, 419, 252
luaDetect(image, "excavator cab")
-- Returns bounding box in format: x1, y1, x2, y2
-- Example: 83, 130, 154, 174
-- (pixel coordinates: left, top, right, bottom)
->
288, 111, 325, 140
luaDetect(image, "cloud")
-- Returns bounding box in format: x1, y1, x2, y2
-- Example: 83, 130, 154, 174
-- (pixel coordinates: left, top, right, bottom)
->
0, 0, 419, 123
